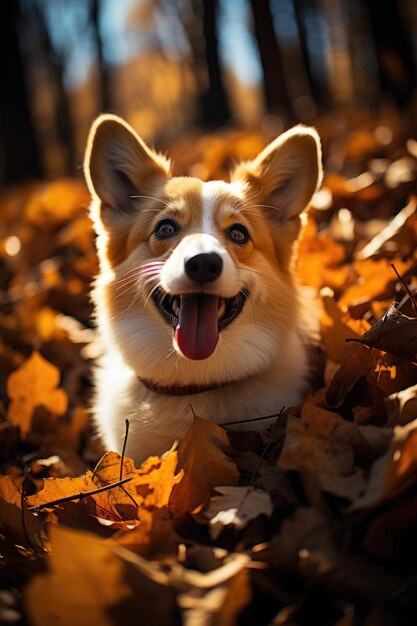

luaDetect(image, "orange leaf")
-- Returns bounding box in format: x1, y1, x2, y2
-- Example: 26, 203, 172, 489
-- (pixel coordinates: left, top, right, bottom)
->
7, 351, 68, 437
169, 416, 239, 517
0, 475, 45, 551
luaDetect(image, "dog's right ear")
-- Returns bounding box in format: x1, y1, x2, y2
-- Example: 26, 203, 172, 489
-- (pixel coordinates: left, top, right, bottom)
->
84, 114, 170, 214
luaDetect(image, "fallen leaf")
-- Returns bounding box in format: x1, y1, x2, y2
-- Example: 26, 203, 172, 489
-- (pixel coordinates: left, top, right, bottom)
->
115, 507, 180, 559
339, 257, 413, 308
25, 525, 181, 626
278, 415, 366, 502
205, 486, 273, 539
7, 351, 68, 438
346, 303, 417, 363
254, 507, 403, 603
169, 416, 239, 517
326, 344, 379, 408
320, 291, 371, 364
354, 197, 416, 260
384, 383, 417, 426
0, 476, 45, 552
350, 418, 417, 510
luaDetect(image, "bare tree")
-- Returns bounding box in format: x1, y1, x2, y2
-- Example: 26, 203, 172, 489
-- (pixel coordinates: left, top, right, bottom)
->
366, 0, 416, 106
91, 0, 112, 112
249, 0, 293, 117
183, 0, 231, 128
0, 0, 42, 184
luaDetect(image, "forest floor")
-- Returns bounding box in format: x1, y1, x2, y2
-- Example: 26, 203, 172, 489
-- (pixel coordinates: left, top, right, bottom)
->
1, 107, 417, 626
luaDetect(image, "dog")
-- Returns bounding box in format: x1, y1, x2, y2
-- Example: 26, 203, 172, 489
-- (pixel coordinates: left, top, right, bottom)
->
84, 114, 323, 463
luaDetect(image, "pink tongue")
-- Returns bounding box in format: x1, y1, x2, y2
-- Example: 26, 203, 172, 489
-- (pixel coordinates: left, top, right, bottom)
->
175, 294, 219, 360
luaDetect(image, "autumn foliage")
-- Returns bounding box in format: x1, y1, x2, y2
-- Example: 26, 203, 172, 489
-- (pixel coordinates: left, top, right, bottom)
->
1, 114, 417, 625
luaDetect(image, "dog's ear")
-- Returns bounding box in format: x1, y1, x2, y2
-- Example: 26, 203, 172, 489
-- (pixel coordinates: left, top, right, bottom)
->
84, 114, 170, 214
232, 126, 322, 221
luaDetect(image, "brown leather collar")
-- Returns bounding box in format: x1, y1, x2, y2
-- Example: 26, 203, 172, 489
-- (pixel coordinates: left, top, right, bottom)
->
139, 377, 230, 396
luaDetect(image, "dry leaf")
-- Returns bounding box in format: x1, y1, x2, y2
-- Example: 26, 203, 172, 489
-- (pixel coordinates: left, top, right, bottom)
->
205, 486, 273, 539
384, 383, 417, 426
326, 344, 380, 408
279, 416, 366, 502
115, 507, 180, 559
25, 525, 180, 626
7, 351, 68, 438
0, 475, 46, 552
351, 418, 417, 511
320, 292, 371, 364
169, 416, 239, 517
347, 303, 417, 363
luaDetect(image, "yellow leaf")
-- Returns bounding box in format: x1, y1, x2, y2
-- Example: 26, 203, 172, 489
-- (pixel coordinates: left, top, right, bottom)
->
7, 351, 68, 437
25, 525, 180, 626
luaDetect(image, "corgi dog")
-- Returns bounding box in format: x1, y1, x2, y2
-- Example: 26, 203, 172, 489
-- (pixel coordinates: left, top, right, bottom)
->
84, 115, 323, 463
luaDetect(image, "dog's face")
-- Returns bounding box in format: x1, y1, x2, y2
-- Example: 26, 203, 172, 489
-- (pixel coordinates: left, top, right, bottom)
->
85, 115, 322, 386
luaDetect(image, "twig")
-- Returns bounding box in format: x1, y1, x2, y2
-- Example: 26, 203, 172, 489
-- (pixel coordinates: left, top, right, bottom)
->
28, 476, 133, 511
391, 263, 417, 313
221, 411, 284, 427
249, 407, 285, 485
118, 418, 138, 507
21, 470, 37, 553
119, 419, 130, 481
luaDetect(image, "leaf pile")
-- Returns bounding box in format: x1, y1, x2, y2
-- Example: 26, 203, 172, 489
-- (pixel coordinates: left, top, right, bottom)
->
1, 112, 417, 625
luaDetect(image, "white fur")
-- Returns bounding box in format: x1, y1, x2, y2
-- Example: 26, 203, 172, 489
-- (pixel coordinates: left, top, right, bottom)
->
94, 324, 308, 460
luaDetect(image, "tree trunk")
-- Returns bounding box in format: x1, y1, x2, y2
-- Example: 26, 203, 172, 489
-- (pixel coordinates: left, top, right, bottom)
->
91, 0, 112, 112
292, 0, 325, 107
199, 0, 231, 128
0, 0, 42, 184
31, 1, 76, 173
366, 0, 417, 106
249, 0, 293, 117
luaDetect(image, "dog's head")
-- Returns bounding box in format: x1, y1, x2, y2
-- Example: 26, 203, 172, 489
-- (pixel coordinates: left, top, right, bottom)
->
84, 115, 322, 386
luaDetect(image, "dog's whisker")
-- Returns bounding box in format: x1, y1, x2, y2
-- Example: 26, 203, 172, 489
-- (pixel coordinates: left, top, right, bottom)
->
236, 265, 277, 287
130, 195, 171, 207
244, 185, 264, 203
113, 266, 162, 287
114, 276, 140, 290
245, 204, 283, 212
237, 210, 265, 219
143, 281, 162, 309
113, 270, 158, 290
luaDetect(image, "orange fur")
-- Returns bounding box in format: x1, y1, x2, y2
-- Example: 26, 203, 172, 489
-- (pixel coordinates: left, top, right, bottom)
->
84, 115, 323, 462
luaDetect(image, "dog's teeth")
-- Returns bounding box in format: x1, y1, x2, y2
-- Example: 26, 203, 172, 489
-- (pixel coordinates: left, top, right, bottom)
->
171, 298, 180, 318
218, 299, 226, 319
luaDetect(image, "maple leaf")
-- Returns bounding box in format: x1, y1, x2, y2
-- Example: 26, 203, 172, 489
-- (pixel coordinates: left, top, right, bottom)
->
169, 416, 239, 517
7, 351, 68, 438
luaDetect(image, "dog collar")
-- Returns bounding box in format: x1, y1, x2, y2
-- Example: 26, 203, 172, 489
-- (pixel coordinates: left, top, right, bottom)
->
139, 377, 229, 396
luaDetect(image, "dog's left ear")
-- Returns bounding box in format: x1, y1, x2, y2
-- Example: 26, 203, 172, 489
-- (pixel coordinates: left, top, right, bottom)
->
84, 114, 170, 215
232, 126, 322, 221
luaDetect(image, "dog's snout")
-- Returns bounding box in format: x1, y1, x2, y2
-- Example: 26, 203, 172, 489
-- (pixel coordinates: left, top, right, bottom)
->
184, 252, 223, 285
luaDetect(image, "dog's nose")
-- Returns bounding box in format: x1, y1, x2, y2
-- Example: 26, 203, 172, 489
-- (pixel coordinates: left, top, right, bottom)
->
184, 252, 223, 285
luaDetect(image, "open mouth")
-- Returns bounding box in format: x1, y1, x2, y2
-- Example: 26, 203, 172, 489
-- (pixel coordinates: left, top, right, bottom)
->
152, 288, 248, 360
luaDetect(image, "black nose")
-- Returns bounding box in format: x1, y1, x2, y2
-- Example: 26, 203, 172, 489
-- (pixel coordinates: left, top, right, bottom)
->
184, 252, 223, 285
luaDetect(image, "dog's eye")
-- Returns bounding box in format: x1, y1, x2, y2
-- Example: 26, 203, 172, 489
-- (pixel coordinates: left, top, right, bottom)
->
227, 223, 250, 244
154, 219, 179, 240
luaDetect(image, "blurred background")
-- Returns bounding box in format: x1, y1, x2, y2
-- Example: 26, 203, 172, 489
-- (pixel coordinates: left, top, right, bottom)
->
1, 0, 417, 186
